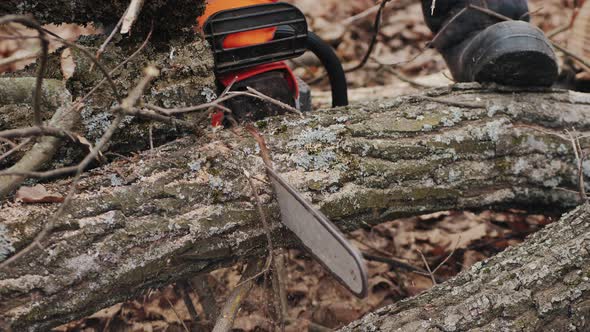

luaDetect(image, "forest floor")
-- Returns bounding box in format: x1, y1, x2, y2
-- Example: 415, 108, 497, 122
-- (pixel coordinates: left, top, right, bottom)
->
1, 0, 584, 331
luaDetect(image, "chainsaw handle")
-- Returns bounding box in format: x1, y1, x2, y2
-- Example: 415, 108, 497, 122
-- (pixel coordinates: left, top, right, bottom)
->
306, 31, 349, 107
275, 26, 349, 107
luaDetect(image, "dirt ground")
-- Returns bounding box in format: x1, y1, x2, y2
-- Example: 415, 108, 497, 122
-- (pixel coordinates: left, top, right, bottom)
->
0, 0, 584, 331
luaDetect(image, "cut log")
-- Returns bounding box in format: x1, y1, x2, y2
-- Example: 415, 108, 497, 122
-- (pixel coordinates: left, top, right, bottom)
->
340, 203, 590, 332
1, 85, 590, 330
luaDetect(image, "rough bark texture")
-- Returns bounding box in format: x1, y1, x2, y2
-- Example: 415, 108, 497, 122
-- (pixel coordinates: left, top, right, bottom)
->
0, 78, 76, 198
1, 33, 216, 168
0, 0, 205, 37
340, 203, 590, 332
1, 85, 590, 330
1, 0, 215, 165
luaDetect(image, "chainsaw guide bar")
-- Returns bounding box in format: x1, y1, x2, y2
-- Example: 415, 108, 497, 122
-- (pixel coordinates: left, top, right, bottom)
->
265, 166, 369, 298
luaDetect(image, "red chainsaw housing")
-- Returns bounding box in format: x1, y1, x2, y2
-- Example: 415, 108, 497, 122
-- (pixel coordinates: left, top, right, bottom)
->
198, 0, 299, 126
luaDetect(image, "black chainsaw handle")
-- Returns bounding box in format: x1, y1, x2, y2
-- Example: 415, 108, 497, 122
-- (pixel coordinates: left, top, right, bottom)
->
306, 31, 349, 107
275, 27, 349, 107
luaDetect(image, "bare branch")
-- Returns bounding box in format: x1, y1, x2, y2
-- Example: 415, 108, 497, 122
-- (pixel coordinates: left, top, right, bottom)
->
0, 66, 159, 270
0, 138, 31, 162
0, 90, 78, 198
0, 126, 77, 140
0, 15, 49, 126
344, 0, 391, 74
212, 258, 266, 332
121, 0, 146, 34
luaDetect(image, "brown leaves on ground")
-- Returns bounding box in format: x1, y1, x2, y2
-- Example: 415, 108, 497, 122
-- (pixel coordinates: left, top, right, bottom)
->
286, 0, 576, 91
15, 184, 64, 203
57, 209, 553, 332
0, 23, 97, 73
352, 210, 552, 297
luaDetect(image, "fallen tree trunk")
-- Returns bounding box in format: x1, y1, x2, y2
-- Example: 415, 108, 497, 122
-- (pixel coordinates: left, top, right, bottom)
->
1, 32, 216, 169
0, 0, 205, 36
1, 85, 590, 330
340, 203, 590, 332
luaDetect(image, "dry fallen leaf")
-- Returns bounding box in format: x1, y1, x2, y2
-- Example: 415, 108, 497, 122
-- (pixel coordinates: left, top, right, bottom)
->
233, 314, 273, 331
15, 184, 64, 203
60, 48, 76, 80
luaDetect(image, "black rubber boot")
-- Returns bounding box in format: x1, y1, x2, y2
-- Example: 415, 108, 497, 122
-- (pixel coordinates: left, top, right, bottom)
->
422, 0, 558, 86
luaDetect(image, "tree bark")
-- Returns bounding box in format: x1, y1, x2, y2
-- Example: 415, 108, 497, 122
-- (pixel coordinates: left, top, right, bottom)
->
0, 78, 77, 198
1, 85, 590, 330
0, 0, 206, 37
340, 203, 590, 332
1, 32, 216, 169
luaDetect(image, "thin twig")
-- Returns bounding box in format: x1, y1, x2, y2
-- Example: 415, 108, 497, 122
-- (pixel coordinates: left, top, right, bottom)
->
361, 252, 430, 274
164, 295, 190, 332
191, 274, 219, 323
0, 67, 159, 270
96, 14, 125, 60
0, 51, 39, 68
418, 96, 485, 109
417, 249, 437, 285
377, 63, 436, 89
513, 124, 570, 141
0, 166, 79, 179
234, 256, 272, 289
121, 0, 146, 34
547, 24, 570, 39
0, 138, 31, 162
213, 258, 265, 332
552, 43, 590, 72
345, 0, 391, 74
431, 238, 460, 275
42, 28, 122, 103
175, 280, 200, 323
567, 129, 588, 202
0, 137, 16, 148
244, 87, 303, 117
0, 126, 77, 140
0, 16, 49, 126
126, 108, 197, 132
149, 124, 154, 152
146, 94, 237, 115
244, 170, 285, 328
78, 27, 153, 108
148, 88, 301, 118
342, 4, 381, 26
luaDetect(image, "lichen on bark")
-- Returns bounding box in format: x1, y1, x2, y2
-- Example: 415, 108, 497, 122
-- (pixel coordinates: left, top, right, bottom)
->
340, 204, 590, 332
1, 0, 206, 39
1, 86, 590, 330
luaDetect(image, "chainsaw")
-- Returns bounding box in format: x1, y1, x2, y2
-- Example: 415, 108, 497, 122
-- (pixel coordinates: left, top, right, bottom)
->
200, 1, 348, 120
199, 1, 368, 298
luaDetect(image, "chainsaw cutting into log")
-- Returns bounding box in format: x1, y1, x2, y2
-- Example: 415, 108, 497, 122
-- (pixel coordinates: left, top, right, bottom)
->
198, 0, 348, 122
197, 1, 368, 298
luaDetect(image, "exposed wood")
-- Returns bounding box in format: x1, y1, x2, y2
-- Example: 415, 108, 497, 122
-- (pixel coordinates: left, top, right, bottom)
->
120, 0, 145, 35
1, 85, 590, 330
